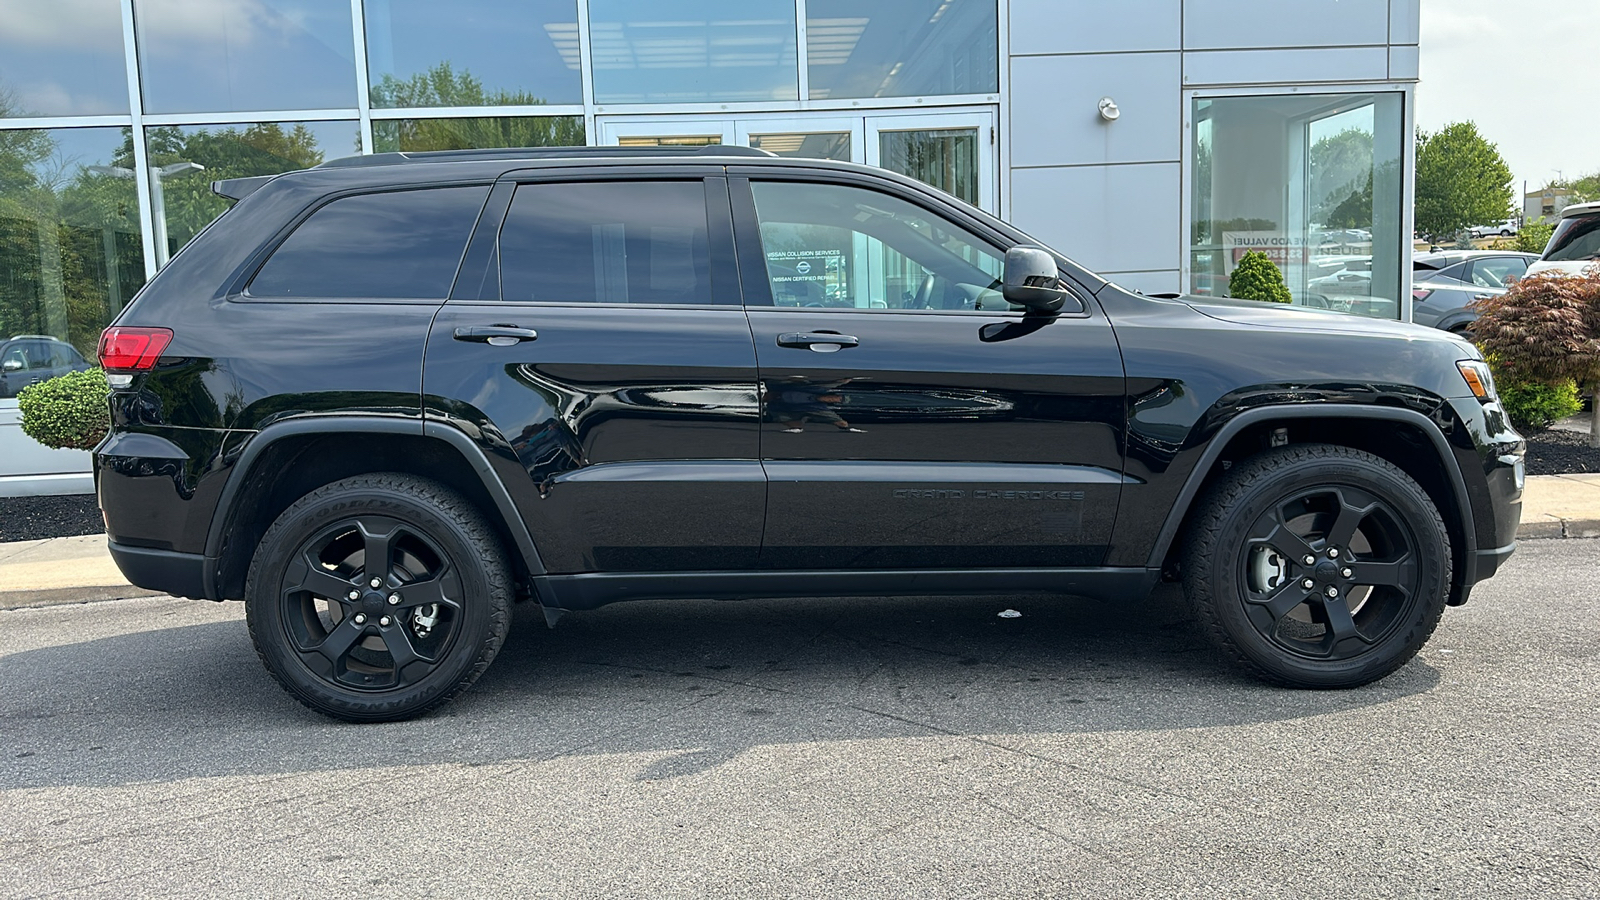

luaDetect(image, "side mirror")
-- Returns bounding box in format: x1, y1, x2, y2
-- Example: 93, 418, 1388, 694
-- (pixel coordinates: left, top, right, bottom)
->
1, 359, 22, 372
1002, 247, 1071, 312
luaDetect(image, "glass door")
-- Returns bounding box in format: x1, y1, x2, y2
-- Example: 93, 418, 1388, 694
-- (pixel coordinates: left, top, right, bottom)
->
867, 112, 994, 211
735, 117, 861, 162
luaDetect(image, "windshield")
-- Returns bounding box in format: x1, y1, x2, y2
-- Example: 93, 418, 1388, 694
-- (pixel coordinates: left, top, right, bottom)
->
1545, 213, 1600, 262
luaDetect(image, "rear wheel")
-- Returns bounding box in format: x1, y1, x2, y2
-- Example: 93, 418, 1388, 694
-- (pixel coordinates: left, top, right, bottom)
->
245, 473, 511, 721
1183, 444, 1450, 688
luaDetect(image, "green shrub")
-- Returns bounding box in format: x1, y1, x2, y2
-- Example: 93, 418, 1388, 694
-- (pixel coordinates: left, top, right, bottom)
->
1498, 378, 1583, 431
1228, 251, 1292, 303
1513, 220, 1555, 255
17, 368, 111, 450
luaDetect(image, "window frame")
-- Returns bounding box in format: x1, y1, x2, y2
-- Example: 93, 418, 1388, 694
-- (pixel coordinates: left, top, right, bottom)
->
449, 167, 741, 308
238, 183, 494, 304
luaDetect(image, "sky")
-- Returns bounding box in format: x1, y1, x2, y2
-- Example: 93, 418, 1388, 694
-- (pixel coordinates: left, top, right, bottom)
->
1418, 0, 1600, 196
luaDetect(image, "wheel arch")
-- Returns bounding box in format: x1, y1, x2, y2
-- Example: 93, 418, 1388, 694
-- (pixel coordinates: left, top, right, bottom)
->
203, 417, 544, 600
1148, 406, 1477, 604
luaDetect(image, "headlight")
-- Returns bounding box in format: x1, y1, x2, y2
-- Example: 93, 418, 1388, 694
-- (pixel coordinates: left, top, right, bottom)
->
1456, 360, 1499, 403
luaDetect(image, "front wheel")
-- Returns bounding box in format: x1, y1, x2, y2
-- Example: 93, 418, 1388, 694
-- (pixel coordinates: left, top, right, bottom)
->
1183, 444, 1451, 688
245, 474, 512, 721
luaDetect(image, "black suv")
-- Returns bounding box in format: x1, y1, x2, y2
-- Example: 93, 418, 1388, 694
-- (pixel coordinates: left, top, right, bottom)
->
95, 147, 1524, 721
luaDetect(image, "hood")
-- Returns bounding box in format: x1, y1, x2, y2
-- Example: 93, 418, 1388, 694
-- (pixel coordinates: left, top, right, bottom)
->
1525, 260, 1598, 279
1174, 295, 1473, 347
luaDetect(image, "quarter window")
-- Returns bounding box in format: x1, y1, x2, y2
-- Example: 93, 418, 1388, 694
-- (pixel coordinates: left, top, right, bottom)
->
748, 180, 1011, 312
250, 187, 488, 299
498, 181, 714, 305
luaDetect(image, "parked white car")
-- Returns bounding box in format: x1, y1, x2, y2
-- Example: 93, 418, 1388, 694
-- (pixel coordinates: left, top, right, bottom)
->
1525, 202, 1600, 278
1469, 220, 1519, 238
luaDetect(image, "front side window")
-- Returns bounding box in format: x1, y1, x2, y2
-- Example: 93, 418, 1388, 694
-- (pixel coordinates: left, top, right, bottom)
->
749, 180, 1009, 313
1472, 257, 1528, 288
249, 187, 488, 299
498, 181, 713, 305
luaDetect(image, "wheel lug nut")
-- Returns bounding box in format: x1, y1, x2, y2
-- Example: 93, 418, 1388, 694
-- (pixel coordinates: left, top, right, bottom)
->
387, 593, 400, 605
1303, 555, 1315, 566
370, 577, 382, 588
347, 590, 360, 601
353, 613, 367, 624
1325, 586, 1339, 598
380, 616, 391, 626
1341, 567, 1353, 579
1301, 578, 1315, 589
1327, 548, 1340, 559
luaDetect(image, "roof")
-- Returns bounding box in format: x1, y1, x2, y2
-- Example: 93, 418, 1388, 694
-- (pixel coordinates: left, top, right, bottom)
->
1559, 201, 1600, 218
213, 145, 784, 200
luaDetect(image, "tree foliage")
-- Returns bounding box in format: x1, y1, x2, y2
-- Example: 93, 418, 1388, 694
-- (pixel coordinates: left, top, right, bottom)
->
1310, 127, 1373, 226
1512, 220, 1556, 255
369, 62, 584, 152
1471, 271, 1600, 387
1228, 251, 1293, 304
1414, 122, 1514, 241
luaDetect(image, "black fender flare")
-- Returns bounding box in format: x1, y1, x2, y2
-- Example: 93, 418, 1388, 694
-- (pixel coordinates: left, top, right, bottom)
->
202, 417, 545, 597
1145, 405, 1477, 571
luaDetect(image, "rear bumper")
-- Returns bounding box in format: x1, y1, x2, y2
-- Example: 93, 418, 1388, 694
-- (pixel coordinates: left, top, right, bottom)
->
107, 541, 210, 600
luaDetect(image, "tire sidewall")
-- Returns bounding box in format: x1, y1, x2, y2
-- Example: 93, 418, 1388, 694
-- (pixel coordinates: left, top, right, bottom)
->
245, 481, 504, 720
1200, 454, 1450, 686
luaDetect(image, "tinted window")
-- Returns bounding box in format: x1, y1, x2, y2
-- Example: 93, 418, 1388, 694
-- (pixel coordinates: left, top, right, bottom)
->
749, 180, 1009, 312
1545, 213, 1600, 263
499, 181, 714, 305
1429, 261, 1471, 284
250, 187, 488, 299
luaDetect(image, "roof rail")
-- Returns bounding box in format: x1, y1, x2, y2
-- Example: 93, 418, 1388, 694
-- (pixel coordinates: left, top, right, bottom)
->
314, 144, 778, 169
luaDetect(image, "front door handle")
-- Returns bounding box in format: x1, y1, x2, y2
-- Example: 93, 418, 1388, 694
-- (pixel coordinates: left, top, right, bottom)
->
777, 332, 859, 352
453, 324, 538, 346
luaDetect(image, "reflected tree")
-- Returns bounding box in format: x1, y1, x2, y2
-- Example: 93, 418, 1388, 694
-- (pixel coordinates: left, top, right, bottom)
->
370, 62, 584, 151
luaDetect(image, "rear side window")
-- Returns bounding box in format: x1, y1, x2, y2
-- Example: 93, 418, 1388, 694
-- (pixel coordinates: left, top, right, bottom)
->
249, 186, 488, 299
498, 181, 713, 305
1544, 213, 1600, 263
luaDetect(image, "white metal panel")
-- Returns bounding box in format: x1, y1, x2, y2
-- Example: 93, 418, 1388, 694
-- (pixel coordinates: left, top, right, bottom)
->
1009, 52, 1180, 168
0, 403, 93, 496
1388, 46, 1419, 81
1183, 47, 1390, 86
1390, 0, 1421, 45
1010, 163, 1181, 274
1008, 0, 1181, 55
1183, 0, 1390, 49
1101, 270, 1181, 295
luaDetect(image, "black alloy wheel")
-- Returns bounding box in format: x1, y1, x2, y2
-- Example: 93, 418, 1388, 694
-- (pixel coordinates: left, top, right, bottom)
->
1183, 443, 1451, 688
245, 474, 511, 721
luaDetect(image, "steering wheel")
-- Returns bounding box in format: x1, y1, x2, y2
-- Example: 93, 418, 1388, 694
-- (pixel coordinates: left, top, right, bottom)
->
910, 273, 936, 309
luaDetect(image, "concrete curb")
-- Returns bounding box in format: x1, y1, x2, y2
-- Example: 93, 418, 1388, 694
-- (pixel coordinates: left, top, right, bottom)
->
1517, 517, 1600, 540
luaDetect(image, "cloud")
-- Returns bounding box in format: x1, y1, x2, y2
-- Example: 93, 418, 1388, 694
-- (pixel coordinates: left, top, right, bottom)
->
0, 0, 124, 51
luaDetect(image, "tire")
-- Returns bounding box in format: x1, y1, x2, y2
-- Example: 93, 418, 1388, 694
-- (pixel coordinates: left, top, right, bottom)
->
1182, 443, 1451, 688
245, 473, 512, 721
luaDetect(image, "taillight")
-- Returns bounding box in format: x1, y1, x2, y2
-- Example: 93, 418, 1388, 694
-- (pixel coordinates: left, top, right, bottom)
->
98, 327, 173, 371
1412, 289, 1433, 302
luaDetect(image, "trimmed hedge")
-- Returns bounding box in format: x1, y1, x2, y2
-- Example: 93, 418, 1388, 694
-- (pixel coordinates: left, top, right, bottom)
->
1228, 251, 1293, 304
1498, 378, 1582, 432
17, 368, 111, 451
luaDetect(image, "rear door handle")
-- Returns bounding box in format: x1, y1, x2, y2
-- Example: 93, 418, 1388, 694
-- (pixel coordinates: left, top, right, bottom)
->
777, 332, 859, 352
453, 325, 538, 346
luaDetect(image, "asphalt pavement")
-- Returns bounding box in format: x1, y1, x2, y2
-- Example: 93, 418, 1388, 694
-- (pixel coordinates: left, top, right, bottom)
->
1, 539, 1596, 898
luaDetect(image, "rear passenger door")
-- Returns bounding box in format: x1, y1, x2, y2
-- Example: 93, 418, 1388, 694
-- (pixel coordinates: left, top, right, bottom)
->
424, 169, 764, 574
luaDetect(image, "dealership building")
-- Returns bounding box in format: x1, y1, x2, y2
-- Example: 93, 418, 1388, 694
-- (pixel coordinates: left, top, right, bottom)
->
0, 0, 1421, 493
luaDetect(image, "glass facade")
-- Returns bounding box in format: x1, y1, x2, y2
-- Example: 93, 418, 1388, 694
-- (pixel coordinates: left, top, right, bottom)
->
1190, 92, 1405, 319
0, 0, 130, 117
0, 126, 144, 359
805, 0, 998, 100
588, 0, 800, 104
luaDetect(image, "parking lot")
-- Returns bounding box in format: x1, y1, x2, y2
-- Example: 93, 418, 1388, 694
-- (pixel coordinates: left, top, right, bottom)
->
2, 539, 1596, 898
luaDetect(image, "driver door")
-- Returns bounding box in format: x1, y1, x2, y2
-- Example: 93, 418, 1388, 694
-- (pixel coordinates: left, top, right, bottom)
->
731, 175, 1128, 570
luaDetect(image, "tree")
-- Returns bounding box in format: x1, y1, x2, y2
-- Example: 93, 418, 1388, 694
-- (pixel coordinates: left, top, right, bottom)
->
369, 62, 583, 152
1414, 122, 1514, 241
1471, 271, 1600, 447
1228, 251, 1292, 304
1310, 127, 1374, 226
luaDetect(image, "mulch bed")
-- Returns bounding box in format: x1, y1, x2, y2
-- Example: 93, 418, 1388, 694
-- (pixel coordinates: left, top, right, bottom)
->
1524, 429, 1600, 476
0, 494, 103, 543
0, 433, 1593, 544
